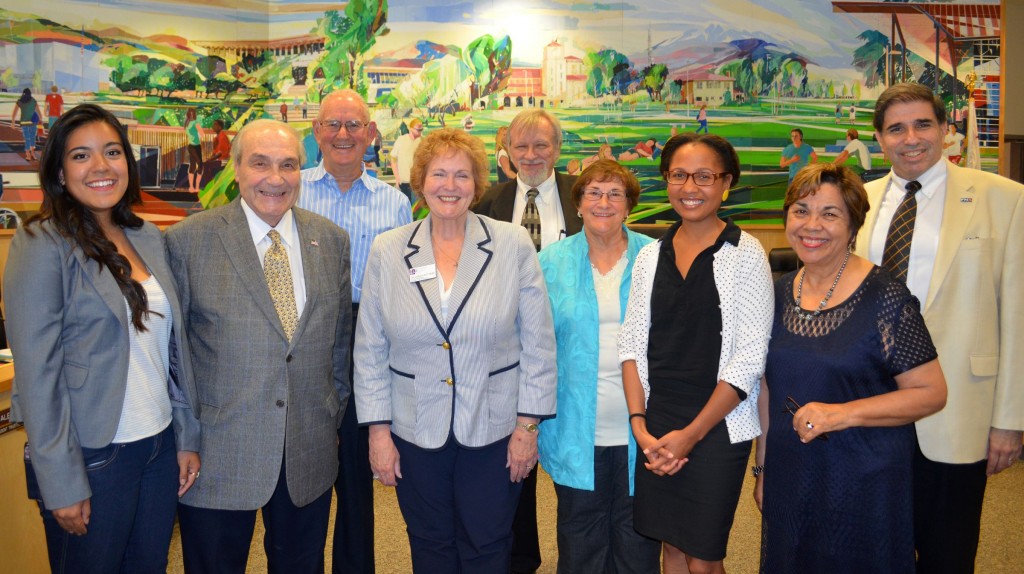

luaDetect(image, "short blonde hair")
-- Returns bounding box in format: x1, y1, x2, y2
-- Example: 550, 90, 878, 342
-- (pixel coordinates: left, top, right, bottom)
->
410, 128, 490, 205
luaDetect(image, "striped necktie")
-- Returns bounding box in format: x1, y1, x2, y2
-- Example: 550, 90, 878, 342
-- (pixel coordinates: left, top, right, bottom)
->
265, 230, 298, 340
881, 180, 922, 282
521, 188, 542, 251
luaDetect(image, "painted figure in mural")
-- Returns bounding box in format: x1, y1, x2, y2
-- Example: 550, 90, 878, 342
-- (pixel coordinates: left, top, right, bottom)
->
280, 100, 288, 123
696, 104, 709, 134
755, 163, 947, 573
943, 123, 965, 166
362, 123, 383, 176
835, 103, 842, 124
495, 125, 517, 183
849, 104, 856, 124
833, 128, 871, 172
618, 138, 662, 162
476, 108, 579, 574
11, 88, 43, 162
302, 100, 309, 120
209, 119, 231, 167
167, 119, 352, 574
620, 132, 772, 574
855, 82, 1024, 574
184, 108, 204, 193
391, 117, 424, 203
572, 142, 616, 175
4, 103, 201, 572
45, 85, 64, 129
780, 128, 817, 182
537, 160, 661, 573
354, 127, 556, 574
299, 88, 411, 574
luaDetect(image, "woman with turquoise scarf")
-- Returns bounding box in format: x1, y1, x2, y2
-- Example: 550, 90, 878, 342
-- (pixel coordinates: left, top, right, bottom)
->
538, 160, 660, 573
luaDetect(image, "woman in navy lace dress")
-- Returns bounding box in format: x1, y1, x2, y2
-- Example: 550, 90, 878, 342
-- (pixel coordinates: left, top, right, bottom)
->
755, 164, 947, 573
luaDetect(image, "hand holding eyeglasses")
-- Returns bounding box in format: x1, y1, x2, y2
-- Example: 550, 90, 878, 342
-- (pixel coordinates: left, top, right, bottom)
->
783, 396, 839, 443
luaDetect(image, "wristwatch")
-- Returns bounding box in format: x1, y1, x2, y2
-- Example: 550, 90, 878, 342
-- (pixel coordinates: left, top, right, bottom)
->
516, 421, 539, 433
751, 464, 765, 478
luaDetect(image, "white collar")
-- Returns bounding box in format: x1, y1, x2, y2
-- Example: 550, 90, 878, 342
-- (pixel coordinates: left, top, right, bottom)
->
240, 198, 298, 248
516, 171, 557, 199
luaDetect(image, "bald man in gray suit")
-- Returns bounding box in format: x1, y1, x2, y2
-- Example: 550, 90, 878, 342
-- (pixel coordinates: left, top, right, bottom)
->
166, 119, 352, 573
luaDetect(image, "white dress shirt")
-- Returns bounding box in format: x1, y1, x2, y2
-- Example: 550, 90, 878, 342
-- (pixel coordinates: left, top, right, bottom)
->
512, 172, 567, 249
867, 160, 947, 304
240, 199, 307, 317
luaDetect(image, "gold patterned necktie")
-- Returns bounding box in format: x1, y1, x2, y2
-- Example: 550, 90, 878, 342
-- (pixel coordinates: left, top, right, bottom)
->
521, 188, 542, 252
881, 180, 922, 282
264, 230, 298, 340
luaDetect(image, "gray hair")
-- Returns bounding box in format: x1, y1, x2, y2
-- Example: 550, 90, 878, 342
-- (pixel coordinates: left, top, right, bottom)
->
230, 118, 306, 166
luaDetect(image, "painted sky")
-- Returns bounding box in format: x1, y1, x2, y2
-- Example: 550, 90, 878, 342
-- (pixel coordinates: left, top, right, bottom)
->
2, 0, 1000, 70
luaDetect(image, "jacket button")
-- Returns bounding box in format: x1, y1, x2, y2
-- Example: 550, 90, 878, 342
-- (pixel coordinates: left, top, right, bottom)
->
286, 355, 293, 363
445, 377, 454, 386
276, 400, 285, 407
442, 342, 451, 350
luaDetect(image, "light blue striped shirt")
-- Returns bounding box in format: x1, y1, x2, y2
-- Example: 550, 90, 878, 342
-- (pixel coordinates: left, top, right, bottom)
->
299, 162, 412, 302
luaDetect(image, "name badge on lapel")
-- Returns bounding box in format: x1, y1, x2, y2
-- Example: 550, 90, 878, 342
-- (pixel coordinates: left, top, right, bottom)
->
409, 264, 437, 283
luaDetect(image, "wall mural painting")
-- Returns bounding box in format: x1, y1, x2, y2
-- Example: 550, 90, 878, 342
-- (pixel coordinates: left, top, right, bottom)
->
0, 0, 1002, 226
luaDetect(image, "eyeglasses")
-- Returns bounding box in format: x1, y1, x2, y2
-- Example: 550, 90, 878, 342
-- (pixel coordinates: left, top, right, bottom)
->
317, 120, 368, 134
581, 189, 628, 203
781, 396, 829, 441
664, 170, 728, 187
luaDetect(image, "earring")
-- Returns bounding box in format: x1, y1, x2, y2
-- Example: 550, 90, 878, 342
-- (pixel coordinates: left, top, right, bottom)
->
577, 211, 582, 218
722, 189, 730, 202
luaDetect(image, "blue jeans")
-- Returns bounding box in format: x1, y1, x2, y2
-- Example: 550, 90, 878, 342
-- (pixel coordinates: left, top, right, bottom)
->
21, 124, 36, 151
553, 446, 661, 574
37, 425, 179, 574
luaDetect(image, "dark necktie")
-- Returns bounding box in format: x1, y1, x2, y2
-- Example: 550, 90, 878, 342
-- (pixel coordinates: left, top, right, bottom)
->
521, 188, 542, 251
881, 180, 922, 282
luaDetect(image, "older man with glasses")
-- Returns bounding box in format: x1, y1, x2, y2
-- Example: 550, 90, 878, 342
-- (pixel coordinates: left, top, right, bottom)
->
299, 89, 412, 574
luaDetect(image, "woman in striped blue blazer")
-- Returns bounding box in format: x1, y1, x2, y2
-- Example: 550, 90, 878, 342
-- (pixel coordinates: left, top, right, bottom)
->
354, 128, 557, 574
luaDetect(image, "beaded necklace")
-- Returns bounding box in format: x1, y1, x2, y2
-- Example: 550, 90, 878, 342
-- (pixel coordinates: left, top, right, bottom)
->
794, 247, 851, 320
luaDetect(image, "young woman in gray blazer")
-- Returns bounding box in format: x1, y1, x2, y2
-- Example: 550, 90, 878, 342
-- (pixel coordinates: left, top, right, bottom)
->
4, 104, 200, 573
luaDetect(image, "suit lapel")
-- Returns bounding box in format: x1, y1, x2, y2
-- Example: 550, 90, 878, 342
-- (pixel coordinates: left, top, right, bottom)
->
71, 237, 128, 332
556, 171, 583, 236
292, 209, 320, 343
217, 201, 287, 338
404, 218, 446, 334
446, 214, 493, 334
496, 181, 517, 221
925, 163, 975, 312
856, 174, 889, 259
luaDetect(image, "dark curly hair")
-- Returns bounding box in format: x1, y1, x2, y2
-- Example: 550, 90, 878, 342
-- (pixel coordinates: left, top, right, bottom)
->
27, 103, 155, 331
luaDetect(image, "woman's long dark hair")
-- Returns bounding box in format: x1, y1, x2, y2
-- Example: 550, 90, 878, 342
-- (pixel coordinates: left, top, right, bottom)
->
27, 103, 154, 331
17, 88, 32, 105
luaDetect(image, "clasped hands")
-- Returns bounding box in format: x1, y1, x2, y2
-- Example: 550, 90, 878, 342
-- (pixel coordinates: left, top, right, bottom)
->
637, 426, 698, 476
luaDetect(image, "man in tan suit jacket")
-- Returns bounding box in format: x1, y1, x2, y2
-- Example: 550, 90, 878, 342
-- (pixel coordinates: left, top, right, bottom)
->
855, 83, 1023, 574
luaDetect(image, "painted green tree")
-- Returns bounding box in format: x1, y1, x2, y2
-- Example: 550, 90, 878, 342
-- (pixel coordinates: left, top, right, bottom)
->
585, 49, 632, 96
310, 0, 389, 100
641, 63, 668, 101
852, 30, 889, 88
462, 34, 512, 103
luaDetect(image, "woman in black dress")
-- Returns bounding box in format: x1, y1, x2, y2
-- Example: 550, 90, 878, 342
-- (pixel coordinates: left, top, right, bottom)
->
754, 164, 947, 572
620, 133, 773, 573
